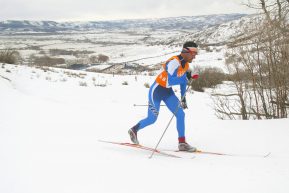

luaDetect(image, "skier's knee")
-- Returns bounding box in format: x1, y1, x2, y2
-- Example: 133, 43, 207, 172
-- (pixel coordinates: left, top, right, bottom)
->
148, 116, 157, 124
176, 109, 185, 118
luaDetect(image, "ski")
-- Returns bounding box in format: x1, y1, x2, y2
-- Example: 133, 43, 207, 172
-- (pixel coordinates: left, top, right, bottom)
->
167, 149, 271, 158
179, 149, 232, 156
99, 140, 181, 158
193, 150, 271, 158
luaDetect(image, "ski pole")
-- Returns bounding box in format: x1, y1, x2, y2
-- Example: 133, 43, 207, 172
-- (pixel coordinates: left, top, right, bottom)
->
149, 80, 193, 159
133, 104, 165, 107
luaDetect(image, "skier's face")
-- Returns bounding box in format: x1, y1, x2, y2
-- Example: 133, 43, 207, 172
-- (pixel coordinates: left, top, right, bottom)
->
182, 51, 198, 63
187, 50, 197, 62
183, 48, 197, 63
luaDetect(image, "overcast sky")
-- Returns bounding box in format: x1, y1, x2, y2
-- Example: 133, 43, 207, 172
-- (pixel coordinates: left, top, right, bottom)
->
1, 0, 258, 21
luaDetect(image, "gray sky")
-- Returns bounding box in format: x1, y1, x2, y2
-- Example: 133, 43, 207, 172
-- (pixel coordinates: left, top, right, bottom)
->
1, 0, 257, 21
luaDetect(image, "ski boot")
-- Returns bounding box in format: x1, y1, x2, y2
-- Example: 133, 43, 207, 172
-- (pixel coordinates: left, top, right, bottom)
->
178, 142, 197, 152
128, 124, 139, 144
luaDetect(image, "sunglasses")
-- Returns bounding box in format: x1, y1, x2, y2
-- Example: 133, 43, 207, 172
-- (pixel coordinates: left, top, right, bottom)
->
183, 47, 198, 55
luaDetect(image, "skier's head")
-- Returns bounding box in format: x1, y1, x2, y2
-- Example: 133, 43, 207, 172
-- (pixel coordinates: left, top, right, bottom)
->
181, 41, 198, 63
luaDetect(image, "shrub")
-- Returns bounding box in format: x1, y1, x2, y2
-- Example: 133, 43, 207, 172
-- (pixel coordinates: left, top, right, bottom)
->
122, 81, 128, 85
30, 55, 65, 66
49, 49, 94, 57
39, 50, 46, 55
0, 49, 21, 64
190, 66, 226, 92
79, 81, 87, 87
94, 82, 107, 87
45, 76, 52, 81
144, 82, 150, 88
97, 54, 109, 63
60, 78, 67, 82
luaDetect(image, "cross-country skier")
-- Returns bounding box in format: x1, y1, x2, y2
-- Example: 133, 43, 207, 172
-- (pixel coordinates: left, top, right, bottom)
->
128, 41, 199, 152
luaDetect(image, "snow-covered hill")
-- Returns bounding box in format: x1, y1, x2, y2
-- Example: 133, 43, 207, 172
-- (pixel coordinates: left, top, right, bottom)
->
168, 13, 263, 45
0, 13, 266, 74
0, 14, 246, 32
0, 13, 257, 46
1, 63, 289, 193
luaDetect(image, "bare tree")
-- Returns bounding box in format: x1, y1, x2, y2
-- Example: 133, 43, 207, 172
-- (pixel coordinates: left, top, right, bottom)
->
213, 0, 289, 119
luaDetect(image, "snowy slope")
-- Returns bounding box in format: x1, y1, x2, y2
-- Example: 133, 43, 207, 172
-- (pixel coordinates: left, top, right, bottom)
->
1, 64, 289, 193
180, 13, 263, 44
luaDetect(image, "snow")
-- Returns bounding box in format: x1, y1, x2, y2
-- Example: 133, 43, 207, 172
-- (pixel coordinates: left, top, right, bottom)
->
1, 63, 289, 193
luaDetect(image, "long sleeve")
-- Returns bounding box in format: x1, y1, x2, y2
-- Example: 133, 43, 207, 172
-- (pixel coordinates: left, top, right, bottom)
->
166, 59, 187, 87
167, 73, 187, 86
180, 82, 187, 97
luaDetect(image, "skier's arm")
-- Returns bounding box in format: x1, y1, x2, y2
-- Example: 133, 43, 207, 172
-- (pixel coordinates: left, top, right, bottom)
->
180, 82, 188, 109
180, 71, 199, 96
167, 73, 187, 86
180, 82, 187, 98
166, 59, 187, 86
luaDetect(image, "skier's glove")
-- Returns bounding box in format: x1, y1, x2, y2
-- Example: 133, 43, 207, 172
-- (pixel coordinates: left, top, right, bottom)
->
186, 71, 199, 81
181, 97, 188, 109
192, 73, 199, 79
186, 71, 192, 80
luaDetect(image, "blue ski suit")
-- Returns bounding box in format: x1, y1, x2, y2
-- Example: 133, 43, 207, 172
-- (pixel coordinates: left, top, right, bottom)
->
135, 55, 189, 138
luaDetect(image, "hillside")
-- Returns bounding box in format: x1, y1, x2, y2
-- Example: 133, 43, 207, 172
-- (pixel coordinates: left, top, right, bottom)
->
0, 13, 265, 76
1, 63, 289, 193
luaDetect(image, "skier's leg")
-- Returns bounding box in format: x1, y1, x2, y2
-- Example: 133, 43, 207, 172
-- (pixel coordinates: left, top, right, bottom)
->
128, 83, 162, 144
137, 83, 161, 130
163, 91, 196, 152
163, 91, 185, 138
